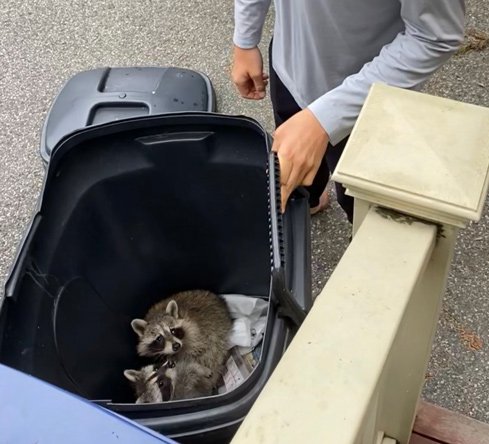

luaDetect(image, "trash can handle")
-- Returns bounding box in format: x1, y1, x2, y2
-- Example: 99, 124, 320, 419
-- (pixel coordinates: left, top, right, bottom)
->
268, 152, 307, 328
268, 152, 284, 271
272, 270, 307, 327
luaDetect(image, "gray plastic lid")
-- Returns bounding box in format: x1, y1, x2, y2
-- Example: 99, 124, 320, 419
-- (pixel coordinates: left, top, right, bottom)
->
40, 66, 216, 164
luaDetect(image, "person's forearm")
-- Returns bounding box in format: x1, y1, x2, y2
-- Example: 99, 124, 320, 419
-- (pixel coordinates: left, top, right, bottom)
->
233, 0, 272, 49
309, 0, 465, 145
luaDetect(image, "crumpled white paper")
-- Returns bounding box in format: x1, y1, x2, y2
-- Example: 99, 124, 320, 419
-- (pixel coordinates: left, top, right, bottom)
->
221, 294, 268, 354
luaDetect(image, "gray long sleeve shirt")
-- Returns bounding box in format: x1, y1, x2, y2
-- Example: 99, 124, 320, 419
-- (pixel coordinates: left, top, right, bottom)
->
233, 0, 465, 145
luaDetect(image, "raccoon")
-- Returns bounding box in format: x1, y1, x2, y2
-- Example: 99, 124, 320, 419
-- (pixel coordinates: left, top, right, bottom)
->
162, 359, 215, 400
130, 290, 232, 386
123, 364, 164, 404
124, 359, 214, 403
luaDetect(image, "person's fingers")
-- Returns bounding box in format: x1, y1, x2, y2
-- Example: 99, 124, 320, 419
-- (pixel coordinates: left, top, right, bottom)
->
233, 75, 250, 96
235, 79, 263, 100
281, 184, 292, 213
281, 161, 307, 212
302, 141, 327, 186
280, 184, 287, 213
276, 151, 292, 187
235, 79, 268, 100
302, 161, 321, 186
277, 149, 303, 213
250, 71, 266, 99
251, 71, 265, 91
251, 90, 266, 99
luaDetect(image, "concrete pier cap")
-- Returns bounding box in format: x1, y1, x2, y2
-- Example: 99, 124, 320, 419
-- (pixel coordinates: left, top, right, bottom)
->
332, 83, 489, 228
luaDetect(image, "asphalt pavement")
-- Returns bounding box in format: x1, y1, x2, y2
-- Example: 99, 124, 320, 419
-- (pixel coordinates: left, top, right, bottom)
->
0, 0, 488, 424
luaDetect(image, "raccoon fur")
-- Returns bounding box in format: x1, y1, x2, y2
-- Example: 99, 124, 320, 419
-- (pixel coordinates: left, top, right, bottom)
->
162, 359, 214, 400
123, 364, 163, 404
124, 359, 214, 403
130, 290, 232, 386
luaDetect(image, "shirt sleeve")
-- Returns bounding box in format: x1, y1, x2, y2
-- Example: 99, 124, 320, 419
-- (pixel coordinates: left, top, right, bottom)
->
233, 0, 272, 49
308, 1, 465, 146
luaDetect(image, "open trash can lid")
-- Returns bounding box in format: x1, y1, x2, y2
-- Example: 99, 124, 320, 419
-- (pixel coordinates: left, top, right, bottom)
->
0, 364, 177, 444
40, 66, 216, 164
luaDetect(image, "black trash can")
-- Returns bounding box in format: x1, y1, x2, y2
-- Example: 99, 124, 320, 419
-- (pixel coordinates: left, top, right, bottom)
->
0, 68, 311, 444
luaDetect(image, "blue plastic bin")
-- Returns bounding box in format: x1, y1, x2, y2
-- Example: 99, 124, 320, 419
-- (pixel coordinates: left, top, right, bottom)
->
0, 364, 177, 444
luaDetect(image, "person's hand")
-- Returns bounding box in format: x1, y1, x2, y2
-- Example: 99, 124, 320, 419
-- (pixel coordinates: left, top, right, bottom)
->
272, 108, 329, 212
231, 45, 269, 100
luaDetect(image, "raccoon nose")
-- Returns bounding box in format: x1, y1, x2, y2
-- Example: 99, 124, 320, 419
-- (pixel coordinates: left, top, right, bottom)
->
172, 342, 181, 352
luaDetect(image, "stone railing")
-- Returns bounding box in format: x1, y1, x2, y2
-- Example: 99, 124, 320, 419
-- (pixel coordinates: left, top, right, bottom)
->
231, 84, 489, 444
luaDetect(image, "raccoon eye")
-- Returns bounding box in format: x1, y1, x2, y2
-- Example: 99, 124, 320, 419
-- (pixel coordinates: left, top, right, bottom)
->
155, 335, 164, 344
170, 328, 185, 339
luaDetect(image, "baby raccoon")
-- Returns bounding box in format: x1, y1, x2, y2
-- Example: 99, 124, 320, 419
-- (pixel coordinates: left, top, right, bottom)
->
123, 364, 164, 404
162, 359, 214, 400
131, 290, 232, 386
124, 359, 214, 403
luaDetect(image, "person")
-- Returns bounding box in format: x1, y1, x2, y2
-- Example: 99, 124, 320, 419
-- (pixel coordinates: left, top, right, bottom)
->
231, 1, 465, 222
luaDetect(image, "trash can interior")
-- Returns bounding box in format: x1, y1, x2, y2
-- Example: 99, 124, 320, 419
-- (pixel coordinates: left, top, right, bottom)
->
0, 114, 275, 404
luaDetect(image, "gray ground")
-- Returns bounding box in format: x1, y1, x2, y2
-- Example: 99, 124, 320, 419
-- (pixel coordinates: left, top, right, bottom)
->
1, 0, 488, 425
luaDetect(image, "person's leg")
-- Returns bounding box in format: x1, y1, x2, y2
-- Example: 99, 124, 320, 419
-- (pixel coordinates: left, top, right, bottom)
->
268, 41, 330, 209
325, 137, 354, 223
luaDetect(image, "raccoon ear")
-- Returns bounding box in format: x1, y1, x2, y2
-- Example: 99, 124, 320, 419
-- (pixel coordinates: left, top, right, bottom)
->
123, 369, 139, 382
166, 300, 179, 318
131, 319, 147, 337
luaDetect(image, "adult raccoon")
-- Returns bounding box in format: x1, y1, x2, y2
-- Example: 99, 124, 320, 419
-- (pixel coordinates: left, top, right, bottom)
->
131, 290, 232, 388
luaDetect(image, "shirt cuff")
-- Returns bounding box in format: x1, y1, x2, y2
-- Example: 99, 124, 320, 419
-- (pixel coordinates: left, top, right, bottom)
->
233, 31, 260, 49
308, 93, 353, 146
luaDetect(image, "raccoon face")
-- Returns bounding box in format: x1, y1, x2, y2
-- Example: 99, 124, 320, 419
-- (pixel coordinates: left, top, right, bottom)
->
124, 366, 163, 404
131, 300, 186, 357
124, 364, 175, 403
